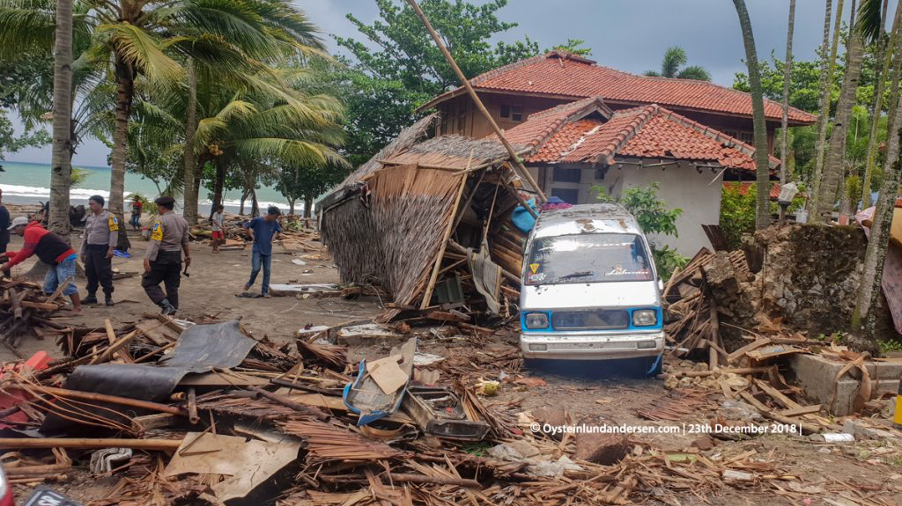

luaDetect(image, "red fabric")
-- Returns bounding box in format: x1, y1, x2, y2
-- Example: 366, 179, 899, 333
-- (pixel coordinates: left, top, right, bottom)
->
211, 231, 224, 240
4, 221, 74, 268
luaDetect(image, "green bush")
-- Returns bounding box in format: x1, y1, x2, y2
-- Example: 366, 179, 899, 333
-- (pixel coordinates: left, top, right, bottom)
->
720, 183, 806, 250
592, 183, 688, 280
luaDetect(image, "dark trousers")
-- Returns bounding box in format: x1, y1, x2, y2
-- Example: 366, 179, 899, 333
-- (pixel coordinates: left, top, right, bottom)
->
84, 244, 114, 296
142, 250, 182, 308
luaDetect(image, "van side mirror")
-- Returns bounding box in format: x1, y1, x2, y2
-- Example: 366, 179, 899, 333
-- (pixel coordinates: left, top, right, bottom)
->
657, 279, 664, 292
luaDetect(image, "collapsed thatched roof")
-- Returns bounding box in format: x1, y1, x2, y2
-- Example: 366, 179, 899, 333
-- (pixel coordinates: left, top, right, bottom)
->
382, 135, 527, 171
339, 113, 438, 186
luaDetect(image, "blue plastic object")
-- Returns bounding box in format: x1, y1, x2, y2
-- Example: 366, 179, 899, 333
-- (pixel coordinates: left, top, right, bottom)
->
343, 359, 409, 426
511, 198, 537, 233
112, 249, 131, 259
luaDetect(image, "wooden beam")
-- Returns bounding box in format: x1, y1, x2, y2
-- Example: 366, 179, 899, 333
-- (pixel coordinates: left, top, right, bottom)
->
0, 438, 183, 451
421, 171, 470, 310
405, 0, 547, 204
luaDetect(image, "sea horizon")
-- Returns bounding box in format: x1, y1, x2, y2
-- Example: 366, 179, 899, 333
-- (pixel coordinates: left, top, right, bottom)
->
1, 159, 303, 215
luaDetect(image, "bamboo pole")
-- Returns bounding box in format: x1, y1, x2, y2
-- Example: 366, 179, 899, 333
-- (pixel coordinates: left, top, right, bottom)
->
404, 0, 547, 205
34, 385, 185, 416
0, 438, 183, 450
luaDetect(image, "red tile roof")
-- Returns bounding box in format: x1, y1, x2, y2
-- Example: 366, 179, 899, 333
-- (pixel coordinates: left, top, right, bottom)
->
500, 97, 780, 171
724, 182, 783, 200
422, 51, 817, 125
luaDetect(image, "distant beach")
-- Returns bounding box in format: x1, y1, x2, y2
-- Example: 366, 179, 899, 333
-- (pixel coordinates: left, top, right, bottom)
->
0, 160, 297, 215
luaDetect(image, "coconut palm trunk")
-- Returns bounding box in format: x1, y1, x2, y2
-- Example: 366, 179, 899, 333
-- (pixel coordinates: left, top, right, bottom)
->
211, 159, 226, 218
853, 75, 902, 336
862, 2, 901, 206
813, 34, 866, 222
810, 0, 840, 215
110, 55, 133, 250
732, 0, 771, 230
779, 0, 796, 186
183, 58, 198, 225
49, 0, 73, 236
304, 196, 313, 218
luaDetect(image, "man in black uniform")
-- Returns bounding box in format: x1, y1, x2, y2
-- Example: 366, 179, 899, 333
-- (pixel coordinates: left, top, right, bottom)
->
142, 196, 191, 315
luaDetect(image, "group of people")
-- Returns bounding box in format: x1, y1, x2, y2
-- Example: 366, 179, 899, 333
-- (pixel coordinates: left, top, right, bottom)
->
0, 193, 285, 316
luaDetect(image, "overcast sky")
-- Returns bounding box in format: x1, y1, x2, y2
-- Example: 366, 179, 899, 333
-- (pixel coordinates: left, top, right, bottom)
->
8, 0, 888, 167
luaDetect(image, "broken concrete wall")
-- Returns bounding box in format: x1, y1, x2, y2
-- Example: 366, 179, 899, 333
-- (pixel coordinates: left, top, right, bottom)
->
714, 224, 894, 350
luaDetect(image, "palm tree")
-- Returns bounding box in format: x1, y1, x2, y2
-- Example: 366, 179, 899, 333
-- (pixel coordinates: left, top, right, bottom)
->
49, 0, 72, 236
812, 6, 866, 223
732, 0, 770, 230
853, 0, 902, 337
861, 0, 899, 206
811, 0, 845, 215
183, 58, 198, 225
643, 46, 711, 81
779, 0, 796, 187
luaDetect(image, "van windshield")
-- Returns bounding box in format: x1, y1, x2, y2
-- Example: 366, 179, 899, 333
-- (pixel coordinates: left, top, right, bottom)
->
524, 233, 653, 285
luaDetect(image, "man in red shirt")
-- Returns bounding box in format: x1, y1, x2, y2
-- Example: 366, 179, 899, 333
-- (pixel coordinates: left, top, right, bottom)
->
1, 216, 82, 312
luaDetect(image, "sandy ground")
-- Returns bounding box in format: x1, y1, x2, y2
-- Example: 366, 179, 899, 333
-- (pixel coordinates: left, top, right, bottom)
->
4, 225, 902, 505
1, 227, 383, 363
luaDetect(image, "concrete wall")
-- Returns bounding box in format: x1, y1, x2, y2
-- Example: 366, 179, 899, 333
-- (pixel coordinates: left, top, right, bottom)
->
526, 161, 721, 256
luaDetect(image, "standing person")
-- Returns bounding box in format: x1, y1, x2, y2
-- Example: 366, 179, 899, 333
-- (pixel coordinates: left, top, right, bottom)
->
0, 188, 9, 254
243, 206, 282, 297
130, 195, 142, 230
142, 196, 191, 315
211, 204, 225, 253
1, 217, 81, 312
80, 195, 117, 306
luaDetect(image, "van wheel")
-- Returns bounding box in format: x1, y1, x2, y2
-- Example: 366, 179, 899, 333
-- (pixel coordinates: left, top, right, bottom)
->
645, 354, 663, 377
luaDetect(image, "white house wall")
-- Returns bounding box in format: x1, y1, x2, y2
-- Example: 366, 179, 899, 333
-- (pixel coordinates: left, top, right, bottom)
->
526, 162, 721, 255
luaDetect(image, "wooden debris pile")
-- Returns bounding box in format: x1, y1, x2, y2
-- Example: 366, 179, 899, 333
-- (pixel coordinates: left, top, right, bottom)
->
1, 277, 75, 358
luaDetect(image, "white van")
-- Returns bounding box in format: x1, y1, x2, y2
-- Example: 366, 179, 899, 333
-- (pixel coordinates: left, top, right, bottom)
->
519, 204, 664, 374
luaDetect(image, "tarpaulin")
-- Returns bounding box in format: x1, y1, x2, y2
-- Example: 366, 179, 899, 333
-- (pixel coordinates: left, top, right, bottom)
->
42, 321, 256, 434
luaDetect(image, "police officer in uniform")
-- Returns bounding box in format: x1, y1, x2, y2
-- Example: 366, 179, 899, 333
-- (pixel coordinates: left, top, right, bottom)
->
81, 195, 118, 306
142, 196, 191, 315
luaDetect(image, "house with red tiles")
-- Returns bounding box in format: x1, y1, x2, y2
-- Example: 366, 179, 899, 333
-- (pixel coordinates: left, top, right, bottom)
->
492, 97, 780, 252
419, 50, 816, 253
422, 50, 816, 150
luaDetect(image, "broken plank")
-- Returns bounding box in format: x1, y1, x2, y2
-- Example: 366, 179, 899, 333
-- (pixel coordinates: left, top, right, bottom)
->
727, 338, 771, 364
778, 405, 822, 417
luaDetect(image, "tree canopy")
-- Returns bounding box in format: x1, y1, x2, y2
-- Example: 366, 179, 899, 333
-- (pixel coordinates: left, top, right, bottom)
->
644, 46, 711, 81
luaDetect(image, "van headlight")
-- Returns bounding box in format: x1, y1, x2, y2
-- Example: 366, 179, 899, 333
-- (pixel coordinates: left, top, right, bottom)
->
525, 313, 549, 329
632, 309, 657, 326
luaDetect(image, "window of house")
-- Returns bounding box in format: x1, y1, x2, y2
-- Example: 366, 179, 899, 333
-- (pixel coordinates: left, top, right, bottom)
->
500, 104, 510, 119
725, 130, 755, 146
511, 105, 523, 122
552, 188, 580, 204
553, 167, 582, 183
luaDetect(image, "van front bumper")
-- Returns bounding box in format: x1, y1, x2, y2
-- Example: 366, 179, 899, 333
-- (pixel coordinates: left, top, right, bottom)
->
520, 331, 664, 360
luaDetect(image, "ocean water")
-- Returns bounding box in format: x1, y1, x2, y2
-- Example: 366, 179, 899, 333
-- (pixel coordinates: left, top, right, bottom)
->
0, 160, 297, 215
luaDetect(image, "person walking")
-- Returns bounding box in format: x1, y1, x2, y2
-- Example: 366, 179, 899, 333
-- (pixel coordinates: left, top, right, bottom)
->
130, 195, 142, 231
80, 195, 118, 306
211, 204, 225, 253
0, 189, 9, 254
1, 217, 82, 312
243, 206, 282, 297
142, 196, 191, 315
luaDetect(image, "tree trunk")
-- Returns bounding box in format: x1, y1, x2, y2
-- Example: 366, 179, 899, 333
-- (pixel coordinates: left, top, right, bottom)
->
239, 189, 248, 215
779, 0, 796, 186
814, 33, 865, 222
250, 188, 259, 217
733, 0, 771, 230
304, 196, 313, 218
862, 3, 901, 207
110, 55, 132, 251
288, 198, 295, 216
810, 0, 840, 214
182, 58, 198, 225
853, 71, 902, 335
49, 0, 73, 237
210, 159, 225, 219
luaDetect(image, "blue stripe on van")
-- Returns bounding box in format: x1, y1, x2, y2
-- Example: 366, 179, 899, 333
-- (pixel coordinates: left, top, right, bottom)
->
520, 307, 663, 333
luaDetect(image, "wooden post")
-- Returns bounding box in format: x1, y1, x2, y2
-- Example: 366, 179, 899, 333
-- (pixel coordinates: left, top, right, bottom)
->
421, 171, 470, 309
0, 438, 183, 450
404, 0, 547, 204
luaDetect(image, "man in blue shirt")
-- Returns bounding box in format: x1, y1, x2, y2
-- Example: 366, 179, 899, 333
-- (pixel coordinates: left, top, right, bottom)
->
243, 206, 283, 297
